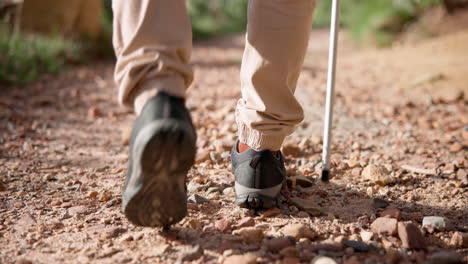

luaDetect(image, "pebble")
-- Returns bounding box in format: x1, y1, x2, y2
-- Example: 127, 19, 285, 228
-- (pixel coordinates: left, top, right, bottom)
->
372, 198, 389, 208
98, 191, 112, 202
426, 252, 464, 264
422, 216, 451, 232
222, 187, 235, 196
196, 149, 210, 164
87, 191, 98, 198
370, 217, 397, 236
0, 182, 6, 192
15, 259, 33, 264
397, 222, 426, 249
215, 219, 232, 232
232, 227, 264, 242
103, 227, 127, 239
362, 164, 395, 186
281, 224, 316, 241
360, 231, 374, 242
456, 169, 467, 187
187, 182, 204, 193
265, 237, 295, 252
187, 194, 209, 204
223, 253, 257, 264
290, 197, 322, 216
450, 231, 468, 247
343, 240, 370, 252
380, 208, 401, 220
238, 217, 255, 228
262, 207, 281, 217
183, 218, 202, 230
178, 245, 204, 262
311, 256, 338, 264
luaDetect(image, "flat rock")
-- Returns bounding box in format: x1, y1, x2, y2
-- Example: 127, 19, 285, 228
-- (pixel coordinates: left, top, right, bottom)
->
397, 222, 426, 249
422, 216, 451, 232
68, 205, 92, 217
238, 217, 255, 228
370, 217, 397, 236
261, 207, 281, 217
426, 252, 464, 264
223, 253, 257, 264
281, 224, 316, 240
362, 164, 395, 186
343, 240, 370, 252
232, 227, 264, 242
360, 231, 374, 242
310, 256, 338, 264
102, 227, 127, 239
187, 194, 209, 204
290, 197, 322, 216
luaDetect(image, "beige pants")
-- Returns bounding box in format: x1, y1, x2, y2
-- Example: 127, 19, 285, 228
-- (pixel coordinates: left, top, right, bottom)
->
112, 0, 315, 151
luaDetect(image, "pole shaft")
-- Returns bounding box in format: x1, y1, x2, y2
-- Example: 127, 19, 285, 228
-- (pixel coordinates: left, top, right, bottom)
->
322, 0, 340, 171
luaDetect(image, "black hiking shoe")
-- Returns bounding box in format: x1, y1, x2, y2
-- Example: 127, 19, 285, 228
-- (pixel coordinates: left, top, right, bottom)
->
122, 92, 196, 227
231, 141, 286, 209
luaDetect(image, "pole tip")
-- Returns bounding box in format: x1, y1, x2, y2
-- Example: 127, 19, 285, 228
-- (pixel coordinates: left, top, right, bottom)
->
321, 169, 330, 182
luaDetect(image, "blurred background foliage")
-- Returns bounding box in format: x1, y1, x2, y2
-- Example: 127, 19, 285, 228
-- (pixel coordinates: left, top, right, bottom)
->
0, 0, 459, 86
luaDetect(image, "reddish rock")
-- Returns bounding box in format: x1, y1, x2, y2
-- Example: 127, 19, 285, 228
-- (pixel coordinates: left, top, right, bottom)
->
397, 222, 427, 249
450, 232, 468, 248
381, 208, 401, 220
371, 217, 398, 236
238, 217, 255, 228
282, 257, 300, 264
281, 224, 316, 240
215, 219, 232, 232
262, 207, 281, 217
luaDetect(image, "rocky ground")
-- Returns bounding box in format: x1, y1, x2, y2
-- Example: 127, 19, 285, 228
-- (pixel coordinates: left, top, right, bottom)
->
0, 25, 467, 264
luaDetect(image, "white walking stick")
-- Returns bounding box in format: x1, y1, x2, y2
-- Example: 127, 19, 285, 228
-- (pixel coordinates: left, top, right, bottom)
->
321, 0, 340, 182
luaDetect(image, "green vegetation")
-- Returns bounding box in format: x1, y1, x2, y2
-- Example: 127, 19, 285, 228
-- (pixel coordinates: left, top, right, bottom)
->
0, 28, 82, 85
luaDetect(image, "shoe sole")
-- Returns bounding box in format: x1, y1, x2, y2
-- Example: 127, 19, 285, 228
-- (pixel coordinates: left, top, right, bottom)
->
235, 182, 282, 209
123, 120, 196, 227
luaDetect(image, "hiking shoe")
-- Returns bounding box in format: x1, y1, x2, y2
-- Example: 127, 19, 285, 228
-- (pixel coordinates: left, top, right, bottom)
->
122, 92, 196, 227
231, 141, 286, 209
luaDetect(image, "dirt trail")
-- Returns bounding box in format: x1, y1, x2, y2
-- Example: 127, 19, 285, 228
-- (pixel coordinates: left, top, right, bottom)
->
0, 28, 467, 264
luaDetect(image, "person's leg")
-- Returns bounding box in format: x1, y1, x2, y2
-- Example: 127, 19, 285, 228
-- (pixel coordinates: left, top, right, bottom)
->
113, 0, 193, 114
112, 0, 196, 227
232, 0, 316, 208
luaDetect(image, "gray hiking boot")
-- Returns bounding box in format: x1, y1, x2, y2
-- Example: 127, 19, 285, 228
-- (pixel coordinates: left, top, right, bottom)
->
231, 141, 286, 209
122, 92, 196, 227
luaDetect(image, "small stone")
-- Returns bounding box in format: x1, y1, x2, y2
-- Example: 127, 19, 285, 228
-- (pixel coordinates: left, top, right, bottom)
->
311, 256, 338, 264
281, 224, 316, 241
15, 259, 33, 264
360, 231, 374, 242
362, 164, 395, 186
207, 187, 221, 194
450, 232, 468, 248
0, 182, 6, 192
184, 218, 202, 230
380, 208, 401, 220
290, 197, 322, 216
372, 198, 389, 209
222, 187, 235, 196
88, 106, 100, 119
456, 169, 467, 187
87, 191, 98, 199
98, 191, 112, 202
223, 253, 257, 264
233, 207, 255, 217
121, 126, 132, 146
232, 227, 264, 242
103, 227, 127, 239
426, 252, 464, 264
370, 217, 397, 236
265, 237, 295, 252
449, 142, 463, 153
422, 216, 451, 232
397, 222, 426, 249
238, 217, 255, 228
187, 194, 209, 204
215, 219, 232, 232
68, 206, 91, 217
343, 240, 370, 252
262, 207, 281, 217
178, 245, 204, 262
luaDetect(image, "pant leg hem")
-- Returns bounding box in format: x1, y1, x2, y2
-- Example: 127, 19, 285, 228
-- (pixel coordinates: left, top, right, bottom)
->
237, 122, 285, 151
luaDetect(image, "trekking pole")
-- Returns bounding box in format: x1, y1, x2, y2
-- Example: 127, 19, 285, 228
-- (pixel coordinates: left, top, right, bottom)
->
321, 0, 340, 182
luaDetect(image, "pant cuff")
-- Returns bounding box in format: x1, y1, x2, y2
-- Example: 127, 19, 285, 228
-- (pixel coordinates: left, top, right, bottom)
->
133, 76, 186, 115
237, 122, 285, 151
